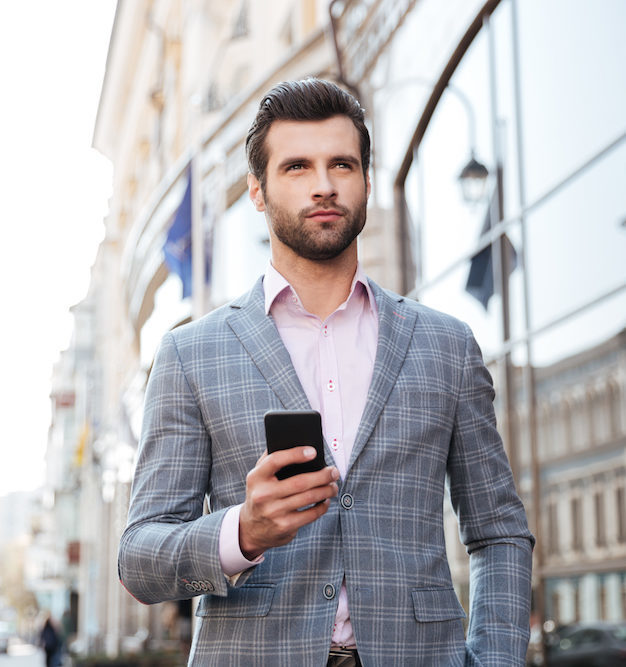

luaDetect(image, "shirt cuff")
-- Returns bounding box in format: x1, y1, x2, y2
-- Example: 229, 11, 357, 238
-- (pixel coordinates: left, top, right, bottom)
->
219, 504, 264, 578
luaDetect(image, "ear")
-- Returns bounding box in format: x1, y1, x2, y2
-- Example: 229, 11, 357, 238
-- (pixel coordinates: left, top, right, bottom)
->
247, 173, 266, 212
366, 171, 371, 200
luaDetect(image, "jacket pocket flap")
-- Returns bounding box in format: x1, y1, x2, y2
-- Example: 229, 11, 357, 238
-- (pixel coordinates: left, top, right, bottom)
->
196, 583, 276, 618
411, 587, 467, 622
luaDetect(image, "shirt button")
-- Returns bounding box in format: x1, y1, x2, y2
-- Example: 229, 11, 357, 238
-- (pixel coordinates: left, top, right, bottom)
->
327, 379, 335, 392
323, 325, 329, 337
340, 493, 354, 510
331, 437, 338, 450
323, 583, 336, 600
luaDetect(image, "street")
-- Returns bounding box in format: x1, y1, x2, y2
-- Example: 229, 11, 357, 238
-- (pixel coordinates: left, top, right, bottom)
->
0, 642, 44, 667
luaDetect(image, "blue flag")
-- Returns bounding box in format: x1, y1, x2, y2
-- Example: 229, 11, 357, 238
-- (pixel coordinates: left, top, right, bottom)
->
163, 171, 192, 298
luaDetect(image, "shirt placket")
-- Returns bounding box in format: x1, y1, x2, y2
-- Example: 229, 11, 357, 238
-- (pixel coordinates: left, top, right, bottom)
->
318, 320, 345, 477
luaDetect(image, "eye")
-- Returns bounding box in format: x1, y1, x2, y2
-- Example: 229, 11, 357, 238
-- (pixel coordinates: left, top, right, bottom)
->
285, 163, 305, 171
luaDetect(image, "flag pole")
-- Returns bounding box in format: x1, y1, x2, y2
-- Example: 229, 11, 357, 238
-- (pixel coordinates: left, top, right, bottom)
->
191, 152, 205, 320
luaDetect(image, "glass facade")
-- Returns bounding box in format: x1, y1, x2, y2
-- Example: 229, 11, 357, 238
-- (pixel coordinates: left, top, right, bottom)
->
211, 190, 270, 305
380, 0, 626, 629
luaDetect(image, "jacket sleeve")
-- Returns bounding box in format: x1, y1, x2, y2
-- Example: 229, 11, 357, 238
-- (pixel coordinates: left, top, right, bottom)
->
446, 324, 535, 667
118, 331, 237, 603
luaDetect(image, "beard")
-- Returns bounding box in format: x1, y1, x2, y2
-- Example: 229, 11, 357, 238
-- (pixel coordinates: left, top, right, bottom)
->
264, 194, 368, 261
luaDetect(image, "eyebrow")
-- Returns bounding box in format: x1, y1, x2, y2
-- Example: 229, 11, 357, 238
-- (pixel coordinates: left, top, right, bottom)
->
332, 155, 361, 167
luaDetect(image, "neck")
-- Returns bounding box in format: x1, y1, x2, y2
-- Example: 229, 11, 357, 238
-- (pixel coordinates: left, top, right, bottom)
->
271, 246, 358, 320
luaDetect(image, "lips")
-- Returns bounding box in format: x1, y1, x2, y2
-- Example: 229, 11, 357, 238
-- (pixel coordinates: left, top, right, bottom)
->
306, 209, 344, 222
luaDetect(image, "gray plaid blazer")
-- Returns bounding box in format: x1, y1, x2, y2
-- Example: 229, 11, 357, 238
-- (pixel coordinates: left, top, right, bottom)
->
119, 277, 534, 666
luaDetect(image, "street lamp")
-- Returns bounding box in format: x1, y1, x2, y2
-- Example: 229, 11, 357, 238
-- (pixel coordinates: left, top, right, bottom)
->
458, 152, 489, 203
372, 77, 489, 204
371, 76, 490, 293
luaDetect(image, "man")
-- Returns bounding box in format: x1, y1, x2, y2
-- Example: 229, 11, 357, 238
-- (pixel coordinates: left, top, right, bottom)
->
119, 78, 534, 666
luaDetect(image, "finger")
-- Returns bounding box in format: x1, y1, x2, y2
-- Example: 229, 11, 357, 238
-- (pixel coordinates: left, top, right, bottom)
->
284, 495, 334, 527
253, 492, 334, 546
261, 464, 339, 503
279, 465, 340, 493
262, 446, 319, 476
270, 481, 339, 515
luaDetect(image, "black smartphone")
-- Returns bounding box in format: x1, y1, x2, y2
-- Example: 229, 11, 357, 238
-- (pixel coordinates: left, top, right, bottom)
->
264, 410, 325, 480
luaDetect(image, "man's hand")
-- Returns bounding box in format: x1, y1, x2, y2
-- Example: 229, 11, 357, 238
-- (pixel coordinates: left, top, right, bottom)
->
239, 447, 340, 560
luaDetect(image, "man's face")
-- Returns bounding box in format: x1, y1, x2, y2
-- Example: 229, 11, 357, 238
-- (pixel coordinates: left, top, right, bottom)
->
249, 115, 370, 262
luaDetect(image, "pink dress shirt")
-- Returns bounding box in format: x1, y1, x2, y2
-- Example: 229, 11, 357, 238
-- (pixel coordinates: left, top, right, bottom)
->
219, 263, 378, 647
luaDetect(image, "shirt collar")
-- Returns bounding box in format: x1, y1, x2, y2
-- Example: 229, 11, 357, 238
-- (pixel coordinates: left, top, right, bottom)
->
263, 262, 376, 317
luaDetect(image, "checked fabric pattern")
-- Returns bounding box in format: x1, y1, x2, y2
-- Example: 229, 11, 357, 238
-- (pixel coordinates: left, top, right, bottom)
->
118, 277, 534, 666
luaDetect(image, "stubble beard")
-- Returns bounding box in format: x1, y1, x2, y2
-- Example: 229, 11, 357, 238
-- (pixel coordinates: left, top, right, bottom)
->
264, 194, 368, 261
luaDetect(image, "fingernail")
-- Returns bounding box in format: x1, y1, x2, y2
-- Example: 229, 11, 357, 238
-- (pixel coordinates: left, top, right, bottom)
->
303, 447, 316, 458
331, 468, 340, 480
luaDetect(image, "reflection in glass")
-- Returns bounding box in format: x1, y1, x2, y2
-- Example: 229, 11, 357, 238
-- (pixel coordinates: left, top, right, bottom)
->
211, 191, 269, 304
517, 0, 626, 204
525, 141, 626, 334
417, 221, 526, 357
532, 293, 625, 457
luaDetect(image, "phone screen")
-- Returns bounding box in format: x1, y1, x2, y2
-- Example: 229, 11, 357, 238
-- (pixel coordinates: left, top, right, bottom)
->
264, 410, 325, 479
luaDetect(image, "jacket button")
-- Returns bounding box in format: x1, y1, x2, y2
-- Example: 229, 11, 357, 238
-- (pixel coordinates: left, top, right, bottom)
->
340, 493, 354, 510
323, 583, 336, 600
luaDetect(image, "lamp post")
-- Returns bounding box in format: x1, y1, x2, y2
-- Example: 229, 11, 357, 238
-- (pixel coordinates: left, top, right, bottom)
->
372, 76, 489, 203
458, 153, 490, 203
370, 76, 490, 294
509, 0, 545, 660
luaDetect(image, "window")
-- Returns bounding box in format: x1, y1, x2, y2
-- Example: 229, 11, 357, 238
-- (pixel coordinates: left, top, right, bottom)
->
594, 491, 606, 548
550, 589, 560, 625
571, 497, 583, 552
608, 379, 622, 439
547, 500, 559, 556
599, 577, 607, 620
617, 486, 626, 544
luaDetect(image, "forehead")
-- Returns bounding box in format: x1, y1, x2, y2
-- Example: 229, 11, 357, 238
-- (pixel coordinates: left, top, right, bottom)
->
264, 116, 361, 167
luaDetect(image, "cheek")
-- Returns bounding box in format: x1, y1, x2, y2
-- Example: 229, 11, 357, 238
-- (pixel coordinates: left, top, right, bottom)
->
346, 181, 369, 206
267, 182, 308, 211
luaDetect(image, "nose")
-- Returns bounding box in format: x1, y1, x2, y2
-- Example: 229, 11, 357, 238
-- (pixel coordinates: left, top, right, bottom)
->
311, 169, 337, 201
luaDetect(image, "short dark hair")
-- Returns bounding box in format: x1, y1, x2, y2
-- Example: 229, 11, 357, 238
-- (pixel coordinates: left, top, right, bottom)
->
245, 78, 370, 190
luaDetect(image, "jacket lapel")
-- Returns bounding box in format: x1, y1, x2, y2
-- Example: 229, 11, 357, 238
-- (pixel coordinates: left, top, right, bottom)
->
226, 276, 417, 472
225, 277, 311, 412
347, 280, 418, 473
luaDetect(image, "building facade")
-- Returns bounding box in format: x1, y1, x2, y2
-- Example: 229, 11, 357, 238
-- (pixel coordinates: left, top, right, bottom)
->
44, 0, 626, 658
